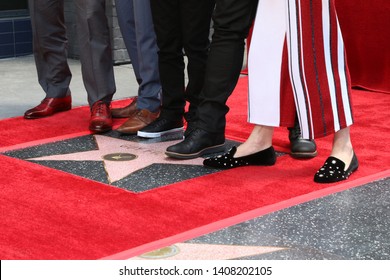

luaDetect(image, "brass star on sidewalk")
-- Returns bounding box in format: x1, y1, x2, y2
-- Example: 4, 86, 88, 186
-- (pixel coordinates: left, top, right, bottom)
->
28, 135, 204, 183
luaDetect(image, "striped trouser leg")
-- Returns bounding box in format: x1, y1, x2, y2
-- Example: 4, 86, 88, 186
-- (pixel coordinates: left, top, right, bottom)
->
248, 0, 353, 139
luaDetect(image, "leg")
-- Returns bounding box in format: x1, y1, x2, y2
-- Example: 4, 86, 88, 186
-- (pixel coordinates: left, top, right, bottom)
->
235, 125, 273, 157
149, 0, 185, 121
74, 0, 116, 106
115, 0, 161, 112
24, 0, 72, 119
181, 0, 215, 123
286, 0, 354, 139
113, 0, 161, 134
331, 127, 353, 164
197, 0, 259, 134
75, 0, 115, 132
137, 0, 187, 138
165, 0, 258, 159
287, 0, 356, 182
115, 0, 141, 85
133, 0, 161, 112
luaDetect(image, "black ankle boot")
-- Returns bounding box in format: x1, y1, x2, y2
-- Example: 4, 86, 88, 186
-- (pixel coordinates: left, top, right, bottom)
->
203, 146, 276, 169
288, 117, 317, 159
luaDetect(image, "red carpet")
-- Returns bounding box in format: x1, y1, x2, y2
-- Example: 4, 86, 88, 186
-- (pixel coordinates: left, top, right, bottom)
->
0, 99, 130, 151
0, 77, 389, 259
335, 0, 390, 94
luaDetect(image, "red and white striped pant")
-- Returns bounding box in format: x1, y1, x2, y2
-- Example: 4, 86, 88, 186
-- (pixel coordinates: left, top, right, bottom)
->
248, 0, 353, 139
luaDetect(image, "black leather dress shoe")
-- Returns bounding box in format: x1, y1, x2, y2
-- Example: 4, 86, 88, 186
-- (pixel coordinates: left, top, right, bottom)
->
288, 120, 317, 158
165, 128, 225, 159
314, 153, 358, 183
203, 146, 276, 169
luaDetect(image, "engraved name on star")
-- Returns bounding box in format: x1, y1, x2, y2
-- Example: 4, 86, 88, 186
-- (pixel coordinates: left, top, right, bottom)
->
28, 135, 205, 183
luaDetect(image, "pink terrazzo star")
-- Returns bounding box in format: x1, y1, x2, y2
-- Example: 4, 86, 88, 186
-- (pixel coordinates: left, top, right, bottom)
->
130, 243, 286, 260
28, 135, 204, 183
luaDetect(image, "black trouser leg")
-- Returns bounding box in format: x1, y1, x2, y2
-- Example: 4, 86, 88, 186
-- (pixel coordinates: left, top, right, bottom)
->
197, 0, 259, 134
150, 0, 215, 121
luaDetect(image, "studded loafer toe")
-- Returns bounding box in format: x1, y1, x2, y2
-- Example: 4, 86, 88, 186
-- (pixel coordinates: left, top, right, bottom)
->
314, 153, 358, 183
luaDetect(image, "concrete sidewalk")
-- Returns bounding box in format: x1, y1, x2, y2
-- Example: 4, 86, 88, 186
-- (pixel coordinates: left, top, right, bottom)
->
0, 55, 138, 119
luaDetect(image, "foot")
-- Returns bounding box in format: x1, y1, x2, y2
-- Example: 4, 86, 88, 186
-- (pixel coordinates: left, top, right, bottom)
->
24, 95, 72, 119
165, 128, 225, 159
111, 97, 137, 118
89, 101, 112, 133
116, 109, 159, 135
288, 121, 317, 158
314, 152, 358, 183
137, 117, 184, 138
203, 146, 276, 169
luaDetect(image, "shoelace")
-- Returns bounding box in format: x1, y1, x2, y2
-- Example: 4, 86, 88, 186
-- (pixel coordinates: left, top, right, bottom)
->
93, 102, 108, 115
288, 123, 301, 140
97, 104, 104, 114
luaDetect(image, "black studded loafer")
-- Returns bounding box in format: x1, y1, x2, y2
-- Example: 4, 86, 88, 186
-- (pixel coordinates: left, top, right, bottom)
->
314, 153, 359, 183
203, 146, 276, 169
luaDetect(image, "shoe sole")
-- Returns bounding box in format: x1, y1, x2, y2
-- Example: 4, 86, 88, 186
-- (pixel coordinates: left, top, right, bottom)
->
137, 127, 184, 138
165, 143, 226, 159
89, 126, 112, 133
290, 150, 318, 159
116, 130, 137, 135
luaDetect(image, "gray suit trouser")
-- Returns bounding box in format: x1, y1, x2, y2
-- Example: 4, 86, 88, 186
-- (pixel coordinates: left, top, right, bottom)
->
28, 0, 116, 106
115, 0, 161, 112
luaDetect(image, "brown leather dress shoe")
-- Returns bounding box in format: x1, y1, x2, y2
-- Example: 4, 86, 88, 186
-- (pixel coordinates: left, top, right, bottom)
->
111, 97, 137, 118
24, 96, 72, 119
89, 101, 112, 133
116, 109, 159, 134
